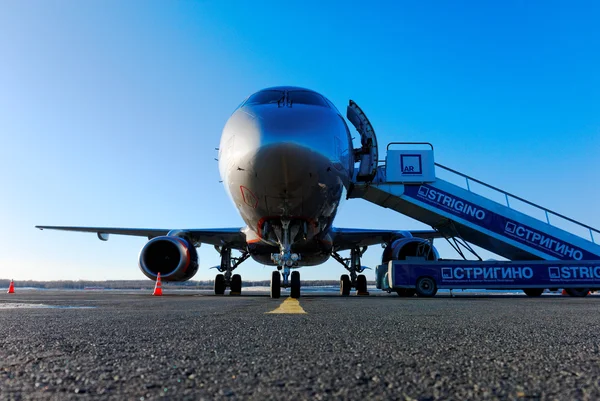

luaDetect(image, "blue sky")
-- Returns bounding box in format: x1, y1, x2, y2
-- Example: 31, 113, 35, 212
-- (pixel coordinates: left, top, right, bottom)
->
1, 1, 598, 281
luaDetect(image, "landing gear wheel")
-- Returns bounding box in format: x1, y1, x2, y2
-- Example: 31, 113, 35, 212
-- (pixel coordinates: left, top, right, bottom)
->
415, 276, 437, 297
340, 274, 351, 296
214, 274, 225, 295
356, 274, 369, 295
565, 288, 589, 297
523, 288, 544, 297
290, 271, 301, 299
270, 271, 281, 299
230, 274, 242, 295
396, 289, 416, 297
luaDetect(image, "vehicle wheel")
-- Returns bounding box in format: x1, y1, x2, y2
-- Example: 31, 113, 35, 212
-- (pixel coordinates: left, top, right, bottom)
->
340, 274, 351, 296
270, 271, 281, 299
396, 289, 416, 297
523, 288, 544, 297
214, 274, 225, 295
290, 271, 301, 299
230, 274, 242, 295
565, 288, 589, 297
415, 276, 437, 297
356, 274, 369, 295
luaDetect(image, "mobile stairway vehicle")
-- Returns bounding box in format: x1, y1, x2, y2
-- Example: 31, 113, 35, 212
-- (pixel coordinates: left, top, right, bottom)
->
375, 260, 600, 297
346, 102, 600, 297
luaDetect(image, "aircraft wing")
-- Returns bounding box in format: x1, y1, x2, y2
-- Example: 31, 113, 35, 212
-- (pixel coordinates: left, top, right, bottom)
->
35, 226, 247, 249
331, 227, 442, 250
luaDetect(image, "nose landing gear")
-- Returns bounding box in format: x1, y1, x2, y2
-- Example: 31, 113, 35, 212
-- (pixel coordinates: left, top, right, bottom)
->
269, 267, 301, 299
269, 219, 302, 299
270, 271, 281, 298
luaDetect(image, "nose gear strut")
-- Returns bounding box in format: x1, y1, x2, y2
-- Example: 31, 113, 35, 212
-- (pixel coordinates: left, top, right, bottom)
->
269, 219, 302, 298
270, 219, 302, 270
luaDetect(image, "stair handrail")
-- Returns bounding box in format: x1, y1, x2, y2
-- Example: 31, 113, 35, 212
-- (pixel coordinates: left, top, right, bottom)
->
435, 163, 599, 244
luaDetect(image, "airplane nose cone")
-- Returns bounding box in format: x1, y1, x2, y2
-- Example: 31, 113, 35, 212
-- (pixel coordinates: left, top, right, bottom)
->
221, 104, 351, 177
246, 140, 344, 219
220, 104, 352, 220
252, 141, 322, 187
246, 105, 351, 185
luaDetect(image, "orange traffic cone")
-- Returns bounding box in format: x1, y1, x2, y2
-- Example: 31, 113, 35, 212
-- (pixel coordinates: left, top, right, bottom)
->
7, 279, 14, 294
153, 273, 163, 296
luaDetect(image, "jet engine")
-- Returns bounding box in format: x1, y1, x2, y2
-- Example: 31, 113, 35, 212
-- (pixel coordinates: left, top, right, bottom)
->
138, 236, 199, 281
382, 237, 439, 263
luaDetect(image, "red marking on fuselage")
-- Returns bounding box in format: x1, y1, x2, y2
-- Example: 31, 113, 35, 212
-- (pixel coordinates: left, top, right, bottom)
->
240, 186, 259, 209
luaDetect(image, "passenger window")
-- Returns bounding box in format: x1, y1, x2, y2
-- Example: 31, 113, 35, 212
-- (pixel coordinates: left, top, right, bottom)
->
287, 91, 329, 107
244, 90, 285, 106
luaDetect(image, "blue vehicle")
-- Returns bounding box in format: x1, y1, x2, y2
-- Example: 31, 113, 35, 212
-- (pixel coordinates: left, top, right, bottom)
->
376, 260, 600, 297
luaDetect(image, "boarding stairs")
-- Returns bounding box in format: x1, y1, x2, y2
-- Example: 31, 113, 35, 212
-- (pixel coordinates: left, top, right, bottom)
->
348, 142, 600, 261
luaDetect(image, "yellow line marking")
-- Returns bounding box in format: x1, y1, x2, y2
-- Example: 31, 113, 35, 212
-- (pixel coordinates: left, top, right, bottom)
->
266, 297, 307, 314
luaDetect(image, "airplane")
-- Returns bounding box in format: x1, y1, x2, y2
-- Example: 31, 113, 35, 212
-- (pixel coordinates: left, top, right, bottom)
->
37, 86, 440, 298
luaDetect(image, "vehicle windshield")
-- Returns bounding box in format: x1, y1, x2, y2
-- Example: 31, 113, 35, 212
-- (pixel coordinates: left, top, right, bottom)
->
287, 90, 329, 107
244, 90, 285, 106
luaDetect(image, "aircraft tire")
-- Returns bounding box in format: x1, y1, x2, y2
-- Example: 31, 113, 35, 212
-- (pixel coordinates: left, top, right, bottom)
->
290, 271, 301, 299
523, 288, 544, 297
214, 274, 226, 295
230, 274, 242, 295
356, 274, 368, 295
565, 288, 589, 297
340, 274, 351, 296
270, 271, 281, 299
396, 289, 416, 297
415, 276, 437, 297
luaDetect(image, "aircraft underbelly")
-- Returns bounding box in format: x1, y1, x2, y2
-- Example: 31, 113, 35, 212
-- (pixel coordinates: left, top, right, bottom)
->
249, 239, 332, 266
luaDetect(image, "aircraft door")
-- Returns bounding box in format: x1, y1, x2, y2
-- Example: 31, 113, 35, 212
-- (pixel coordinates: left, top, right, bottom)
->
346, 100, 378, 182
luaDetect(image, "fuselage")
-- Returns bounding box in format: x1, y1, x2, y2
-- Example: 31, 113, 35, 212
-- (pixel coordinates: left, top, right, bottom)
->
218, 87, 354, 265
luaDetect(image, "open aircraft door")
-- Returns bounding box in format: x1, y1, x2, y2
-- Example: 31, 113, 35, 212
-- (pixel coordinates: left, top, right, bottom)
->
347, 100, 378, 182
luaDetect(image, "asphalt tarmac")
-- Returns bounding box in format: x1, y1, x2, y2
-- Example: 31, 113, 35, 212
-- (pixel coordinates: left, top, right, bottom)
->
1, 289, 600, 400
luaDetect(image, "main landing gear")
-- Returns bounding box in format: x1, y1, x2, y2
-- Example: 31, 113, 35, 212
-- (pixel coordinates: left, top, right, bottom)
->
214, 246, 249, 296
332, 247, 369, 296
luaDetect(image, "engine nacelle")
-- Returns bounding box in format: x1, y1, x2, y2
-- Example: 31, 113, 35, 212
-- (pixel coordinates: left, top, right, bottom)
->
138, 236, 199, 281
382, 237, 439, 264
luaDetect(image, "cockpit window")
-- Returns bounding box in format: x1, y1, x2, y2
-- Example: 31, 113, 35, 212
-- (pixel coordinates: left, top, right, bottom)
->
325, 98, 340, 114
244, 90, 285, 106
287, 91, 329, 107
